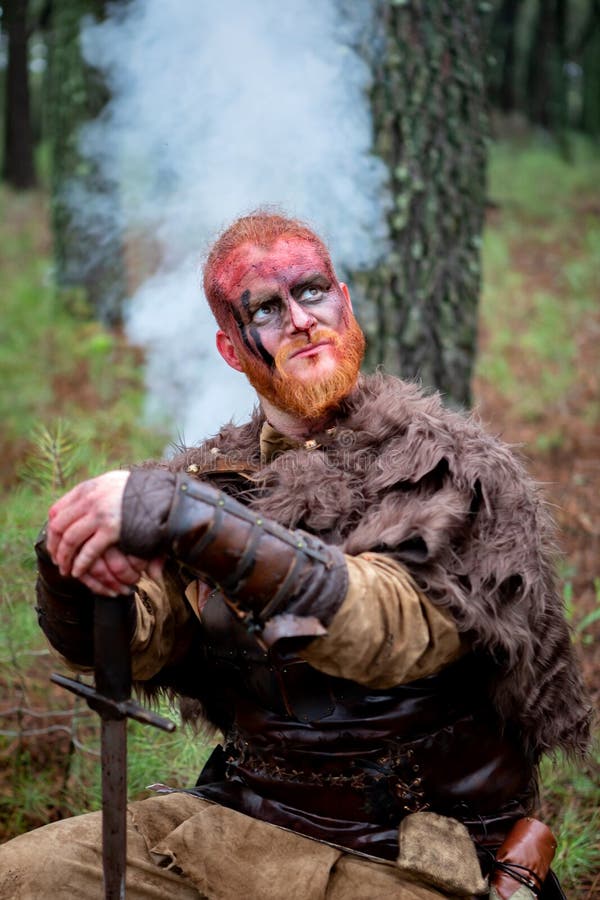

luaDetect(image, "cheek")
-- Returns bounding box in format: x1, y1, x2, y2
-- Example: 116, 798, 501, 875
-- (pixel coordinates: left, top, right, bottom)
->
247, 325, 277, 369
231, 319, 277, 371
325, 296, 350, 330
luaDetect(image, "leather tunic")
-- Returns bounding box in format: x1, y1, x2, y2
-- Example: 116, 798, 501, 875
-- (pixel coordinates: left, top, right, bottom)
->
187, 591, 537, 861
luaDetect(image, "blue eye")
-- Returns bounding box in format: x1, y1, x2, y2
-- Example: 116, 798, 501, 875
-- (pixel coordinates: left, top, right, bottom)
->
253, 302, 276, 321
299, 286, 322, 302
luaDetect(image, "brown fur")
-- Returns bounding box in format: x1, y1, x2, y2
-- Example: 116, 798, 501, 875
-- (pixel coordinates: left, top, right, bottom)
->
167, 373, 591, 759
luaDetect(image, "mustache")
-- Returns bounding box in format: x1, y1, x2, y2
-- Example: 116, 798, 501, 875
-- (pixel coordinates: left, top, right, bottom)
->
275, 328, 342, 368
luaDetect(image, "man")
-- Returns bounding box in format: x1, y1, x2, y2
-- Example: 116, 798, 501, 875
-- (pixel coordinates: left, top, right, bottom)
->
0, 212, 591, 899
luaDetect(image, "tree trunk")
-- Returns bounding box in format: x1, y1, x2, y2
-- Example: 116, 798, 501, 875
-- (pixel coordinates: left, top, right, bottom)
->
46, 0, 125, 323
526, 0, 568, 133
580, 0, 600, 137
489, 0, 524, 113
355, 0, 490, 409
2, 0, 37, 189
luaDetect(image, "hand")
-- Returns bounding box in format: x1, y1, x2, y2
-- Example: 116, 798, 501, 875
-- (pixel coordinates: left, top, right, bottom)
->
47, 470, 130, 580
78, 548, 165, 597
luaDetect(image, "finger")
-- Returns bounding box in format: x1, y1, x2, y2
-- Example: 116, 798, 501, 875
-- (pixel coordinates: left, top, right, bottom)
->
55, 514, 107, 575
79, 572, 118, 597
71, 530, 119, 579
147, 557, 166, 582
47, 471, 129, 565
103, 547, 144, 585
88, 557, 132, 595
47, 487, 95, 559
48, 481, 89, 520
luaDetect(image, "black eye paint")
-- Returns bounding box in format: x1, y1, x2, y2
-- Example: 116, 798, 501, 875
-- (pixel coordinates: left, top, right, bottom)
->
249, 326, 275, 368
234, 289, 275, 369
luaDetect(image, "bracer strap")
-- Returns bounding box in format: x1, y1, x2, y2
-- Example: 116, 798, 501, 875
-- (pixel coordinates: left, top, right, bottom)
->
120, 469, 348, 644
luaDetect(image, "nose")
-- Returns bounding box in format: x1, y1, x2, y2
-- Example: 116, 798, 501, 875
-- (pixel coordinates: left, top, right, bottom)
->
287, 297, 317, 334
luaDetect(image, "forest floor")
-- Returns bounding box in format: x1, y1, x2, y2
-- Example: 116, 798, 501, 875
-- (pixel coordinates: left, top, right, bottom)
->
473, 138, 600, 897
1, 137, 599, 895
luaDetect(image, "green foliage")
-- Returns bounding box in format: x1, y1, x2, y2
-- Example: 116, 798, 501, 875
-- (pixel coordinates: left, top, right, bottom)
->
477, 136, 600, 426
61, 701, 211, 817
21, 422, 80, 492
564, 575, 600, 646
540, 748, 600, 891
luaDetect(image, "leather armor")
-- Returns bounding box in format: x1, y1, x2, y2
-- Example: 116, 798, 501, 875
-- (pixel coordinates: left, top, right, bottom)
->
184, 590, 537, 861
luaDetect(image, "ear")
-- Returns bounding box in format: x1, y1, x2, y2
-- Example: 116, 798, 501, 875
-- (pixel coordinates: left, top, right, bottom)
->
339, 282, 353, 311
216, 330, 244, 372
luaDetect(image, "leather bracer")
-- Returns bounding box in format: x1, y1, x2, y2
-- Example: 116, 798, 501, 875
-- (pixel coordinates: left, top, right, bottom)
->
120, 468, 349, 645
490, 817, 557, 899
34, 528, 135, 667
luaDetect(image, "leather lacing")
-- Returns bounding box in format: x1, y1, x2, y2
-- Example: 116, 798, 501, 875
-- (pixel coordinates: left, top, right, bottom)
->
480, 846, 544, 896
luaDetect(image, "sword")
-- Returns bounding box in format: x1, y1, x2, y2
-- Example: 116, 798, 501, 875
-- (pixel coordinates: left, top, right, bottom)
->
52, 594, 176, 899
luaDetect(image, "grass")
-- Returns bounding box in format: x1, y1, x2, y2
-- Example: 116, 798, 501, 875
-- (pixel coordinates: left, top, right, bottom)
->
540, 748, 600, 891
477, 135, 600, 431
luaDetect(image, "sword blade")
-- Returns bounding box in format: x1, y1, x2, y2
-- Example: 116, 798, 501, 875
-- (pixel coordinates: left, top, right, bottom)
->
101, 717, 128, 900
94, 595, 132, 900
51, 593, 175, 898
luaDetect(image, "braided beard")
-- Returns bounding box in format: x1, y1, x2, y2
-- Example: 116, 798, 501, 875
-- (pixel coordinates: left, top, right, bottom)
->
239, 316, 365, 420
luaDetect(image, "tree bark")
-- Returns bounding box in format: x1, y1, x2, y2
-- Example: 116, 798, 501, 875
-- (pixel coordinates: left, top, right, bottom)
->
2, 0, 37, 189
355, 0, 490, 409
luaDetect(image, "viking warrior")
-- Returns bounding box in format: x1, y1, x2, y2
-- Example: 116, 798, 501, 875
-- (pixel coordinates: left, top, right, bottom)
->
0, 213, 591, 899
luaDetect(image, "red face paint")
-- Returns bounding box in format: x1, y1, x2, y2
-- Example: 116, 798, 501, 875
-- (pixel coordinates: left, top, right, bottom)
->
215, 237, 365, 419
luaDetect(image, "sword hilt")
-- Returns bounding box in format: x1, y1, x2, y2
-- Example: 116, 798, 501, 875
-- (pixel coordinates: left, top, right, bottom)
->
51, 593, 176, 730
95, 593, 131, 704
50, 672, 176, 731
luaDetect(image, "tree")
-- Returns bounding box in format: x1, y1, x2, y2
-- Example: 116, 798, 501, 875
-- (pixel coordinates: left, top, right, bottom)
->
488, 0, 524, 114
2, 0, 37, 188
526, 0, 568, 135
580, 0, 600, 137
355, 0, 490, 409
46, 0, 125, 322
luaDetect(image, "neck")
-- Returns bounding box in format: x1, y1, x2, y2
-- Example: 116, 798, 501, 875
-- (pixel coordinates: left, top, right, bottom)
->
259, 395, 338, 440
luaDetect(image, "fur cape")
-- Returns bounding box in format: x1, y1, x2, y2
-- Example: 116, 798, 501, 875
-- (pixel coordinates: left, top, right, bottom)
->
168, 373, 591, 760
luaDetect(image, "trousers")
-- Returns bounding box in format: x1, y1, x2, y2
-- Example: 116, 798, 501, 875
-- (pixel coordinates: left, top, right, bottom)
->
0, 792, 466, 899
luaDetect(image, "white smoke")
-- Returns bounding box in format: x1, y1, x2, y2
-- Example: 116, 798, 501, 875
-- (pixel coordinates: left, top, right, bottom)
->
79, 0, 389, 445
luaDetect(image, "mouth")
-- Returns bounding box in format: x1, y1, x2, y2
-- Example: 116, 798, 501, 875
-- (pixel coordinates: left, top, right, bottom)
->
288, 340, 333, 361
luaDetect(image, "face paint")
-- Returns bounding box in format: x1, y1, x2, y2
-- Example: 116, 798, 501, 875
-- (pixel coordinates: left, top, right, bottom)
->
217, 237, 365, 419
240, 318, 365, 419
230, 288, 276, 369
248, 325, 275, 368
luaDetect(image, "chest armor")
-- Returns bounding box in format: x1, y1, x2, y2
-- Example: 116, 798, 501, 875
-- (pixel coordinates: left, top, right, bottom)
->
190, 590, 536, 859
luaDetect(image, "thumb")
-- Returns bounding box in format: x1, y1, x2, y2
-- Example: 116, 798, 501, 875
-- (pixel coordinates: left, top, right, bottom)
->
146, 556, 166, 582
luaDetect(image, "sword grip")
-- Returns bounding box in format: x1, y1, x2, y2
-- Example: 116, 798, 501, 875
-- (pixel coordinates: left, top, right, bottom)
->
94, 594, 132, 706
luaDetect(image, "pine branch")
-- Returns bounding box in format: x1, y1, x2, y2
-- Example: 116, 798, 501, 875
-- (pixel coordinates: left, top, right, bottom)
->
22, 421, 79, 491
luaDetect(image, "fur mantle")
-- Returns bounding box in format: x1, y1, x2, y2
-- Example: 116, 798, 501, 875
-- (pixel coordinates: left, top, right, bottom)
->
169, 373, 591, 759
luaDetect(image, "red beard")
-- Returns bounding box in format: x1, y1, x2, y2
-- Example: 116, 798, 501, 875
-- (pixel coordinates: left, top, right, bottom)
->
238, 316, 365, 420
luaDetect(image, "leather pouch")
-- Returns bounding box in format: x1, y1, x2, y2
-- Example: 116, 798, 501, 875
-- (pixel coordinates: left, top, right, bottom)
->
396, 811, 488, 896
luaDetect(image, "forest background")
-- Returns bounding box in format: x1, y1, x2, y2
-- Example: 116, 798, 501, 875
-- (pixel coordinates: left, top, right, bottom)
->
1, 1, 599, 897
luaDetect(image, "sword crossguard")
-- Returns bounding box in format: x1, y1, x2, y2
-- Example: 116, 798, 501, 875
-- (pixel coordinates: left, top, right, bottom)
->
51, 672, 176, 732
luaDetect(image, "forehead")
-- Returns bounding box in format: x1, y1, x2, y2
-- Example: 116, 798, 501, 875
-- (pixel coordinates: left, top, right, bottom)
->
215, 237, 332, 300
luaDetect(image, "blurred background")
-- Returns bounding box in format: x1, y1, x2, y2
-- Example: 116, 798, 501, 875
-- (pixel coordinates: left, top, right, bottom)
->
0, 1, 598, 895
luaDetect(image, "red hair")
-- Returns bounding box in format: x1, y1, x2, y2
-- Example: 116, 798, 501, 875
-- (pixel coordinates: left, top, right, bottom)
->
203, 209, 335, 329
